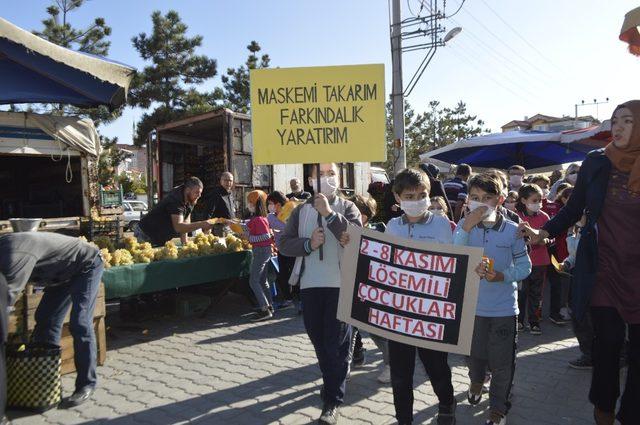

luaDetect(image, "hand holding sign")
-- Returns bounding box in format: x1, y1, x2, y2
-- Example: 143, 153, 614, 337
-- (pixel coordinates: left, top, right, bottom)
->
310, 228, 325, 250
313, 194, 332, 218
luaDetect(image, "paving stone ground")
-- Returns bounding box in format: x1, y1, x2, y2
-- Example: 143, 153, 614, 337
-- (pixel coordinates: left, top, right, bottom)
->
7, 292, 602, 425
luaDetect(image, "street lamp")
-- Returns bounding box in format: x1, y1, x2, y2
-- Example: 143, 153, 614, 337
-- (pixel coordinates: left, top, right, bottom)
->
444, 27, 463, 43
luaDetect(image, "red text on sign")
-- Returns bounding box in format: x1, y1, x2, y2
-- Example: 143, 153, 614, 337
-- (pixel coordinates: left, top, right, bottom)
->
393, 248, 457, 274
358, 282, 456, 320
368, 260, 451, 299
368, 307, 445, 341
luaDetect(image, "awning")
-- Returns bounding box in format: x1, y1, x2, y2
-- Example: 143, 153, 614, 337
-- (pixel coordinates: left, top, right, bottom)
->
0, 111, 101, 158
620, 7, 640, 56
560, 120, 611, 152
0, 17, 135, 110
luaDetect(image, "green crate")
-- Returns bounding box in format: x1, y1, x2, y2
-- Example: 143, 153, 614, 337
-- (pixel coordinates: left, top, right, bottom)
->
100, 187, 123, 207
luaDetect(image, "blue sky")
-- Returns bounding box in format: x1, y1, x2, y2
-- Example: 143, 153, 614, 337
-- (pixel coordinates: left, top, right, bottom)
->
3, 0, 638, 144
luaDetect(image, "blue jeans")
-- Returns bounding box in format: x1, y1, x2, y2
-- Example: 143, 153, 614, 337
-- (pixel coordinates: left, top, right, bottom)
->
32, 253, 104, 391
249, 246, 273, 310
301, 288, 352, 406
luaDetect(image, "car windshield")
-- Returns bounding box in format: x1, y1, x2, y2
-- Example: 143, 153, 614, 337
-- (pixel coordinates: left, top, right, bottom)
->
129, 203, 147, 211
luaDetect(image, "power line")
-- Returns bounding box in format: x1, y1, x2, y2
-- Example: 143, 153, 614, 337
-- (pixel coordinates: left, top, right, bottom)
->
459, 5, 556, 80
478, 0, 565, 73
447, 16, 549, 91
449, 40, 543, 100
445, 45, 540, 103
446, 0, 466, 18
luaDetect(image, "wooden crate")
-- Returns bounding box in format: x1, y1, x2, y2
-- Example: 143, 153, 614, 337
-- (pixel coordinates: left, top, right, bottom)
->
8, 284, 107, 375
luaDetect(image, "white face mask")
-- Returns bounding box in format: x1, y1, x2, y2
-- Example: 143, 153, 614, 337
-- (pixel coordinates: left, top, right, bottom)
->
510, 175, 523, 187
566, 173, 577, 184
468, 200, 497, 222
542, 188, 550, 198
248, 204, 256, 214
504, 201, 516, 211
429, 208, 445, 216
401, 198, 429, 218
310, 175, 339, 196
267, 204, 276, 214
527, 202, 542, 213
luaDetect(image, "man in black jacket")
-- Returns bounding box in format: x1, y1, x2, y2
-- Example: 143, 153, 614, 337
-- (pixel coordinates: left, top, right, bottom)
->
208, 172, 236, 220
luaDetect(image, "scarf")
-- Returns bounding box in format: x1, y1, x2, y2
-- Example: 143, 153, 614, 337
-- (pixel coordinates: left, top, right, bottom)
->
605, 100, 640, 193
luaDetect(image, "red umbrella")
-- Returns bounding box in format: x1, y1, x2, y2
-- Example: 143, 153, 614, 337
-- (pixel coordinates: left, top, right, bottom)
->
620, 7, 640, 56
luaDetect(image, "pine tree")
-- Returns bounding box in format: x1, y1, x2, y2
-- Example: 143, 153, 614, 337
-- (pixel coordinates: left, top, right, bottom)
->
30, 0, 116, 124
129, 10, 218, 144
213, 41, 271, 113
34, 0, 111, 55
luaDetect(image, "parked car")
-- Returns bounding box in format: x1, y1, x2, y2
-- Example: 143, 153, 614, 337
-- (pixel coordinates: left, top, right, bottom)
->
123, 200, 148, 231
370, 166, 390, 184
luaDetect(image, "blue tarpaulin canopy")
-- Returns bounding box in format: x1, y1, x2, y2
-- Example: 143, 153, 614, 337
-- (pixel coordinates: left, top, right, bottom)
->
0, 17, 135, 110
420, 129, 606, 171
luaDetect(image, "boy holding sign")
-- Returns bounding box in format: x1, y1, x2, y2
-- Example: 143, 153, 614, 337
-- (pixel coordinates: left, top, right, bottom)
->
279, 163, 362, 425
454, 173, 532, 425
385, 169, 457, 425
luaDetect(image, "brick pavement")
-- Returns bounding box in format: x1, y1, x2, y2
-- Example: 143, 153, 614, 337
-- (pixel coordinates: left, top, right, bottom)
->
7, 293, 598, 425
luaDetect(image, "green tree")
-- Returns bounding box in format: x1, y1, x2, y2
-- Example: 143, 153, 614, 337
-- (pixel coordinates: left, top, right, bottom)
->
379, 100, 490, 175
97, 136, 126, 187
129, 10, 218, 145
213, 41, 271, 113
31, 0, 117, 124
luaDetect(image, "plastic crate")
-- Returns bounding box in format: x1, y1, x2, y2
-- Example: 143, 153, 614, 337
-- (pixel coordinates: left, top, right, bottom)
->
100, 187, 123, 207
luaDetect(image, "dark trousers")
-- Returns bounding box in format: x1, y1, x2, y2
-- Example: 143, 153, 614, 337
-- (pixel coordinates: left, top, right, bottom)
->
389, 340, 454, 424
518, 265, 546, 325
0, 274, 8, 419
572, 308, 594, 360
275, 253, 295, 302
32, 254, 103, 391
300, 288, 352, 406
589, 307, 639, 424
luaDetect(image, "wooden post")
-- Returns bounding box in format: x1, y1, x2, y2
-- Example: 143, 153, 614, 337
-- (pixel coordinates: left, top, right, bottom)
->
316, 163, 324, 261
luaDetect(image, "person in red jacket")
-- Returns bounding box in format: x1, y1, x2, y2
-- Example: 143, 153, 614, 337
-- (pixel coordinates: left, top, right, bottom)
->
516, 183, 550, 335
245, 190, 275, 322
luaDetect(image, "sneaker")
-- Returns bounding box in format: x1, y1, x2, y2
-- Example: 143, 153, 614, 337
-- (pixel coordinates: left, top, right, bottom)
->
274, 300, 293, 310
319, 404, 339, 425
352, 348, 366, 368
568, 356, 592, 370
485, 410, 507, 425
549, 314, 569, 325
251, 309, 273, 322
377, 365, 391, 384
437, 399, 457, 425
517, 322, 525, 332
467, 382, 483, 405
529, 324, 542, 335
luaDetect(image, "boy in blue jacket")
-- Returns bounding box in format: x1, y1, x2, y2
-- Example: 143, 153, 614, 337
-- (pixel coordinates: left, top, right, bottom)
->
454, 173, 532, 425
386, 168, 457, 425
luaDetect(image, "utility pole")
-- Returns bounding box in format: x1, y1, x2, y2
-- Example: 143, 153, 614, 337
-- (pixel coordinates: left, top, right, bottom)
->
391, 0, 406, 175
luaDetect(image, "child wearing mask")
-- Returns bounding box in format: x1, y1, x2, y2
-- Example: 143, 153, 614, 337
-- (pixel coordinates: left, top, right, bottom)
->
507, 165, 526, 192
267, 191, 294, 309
515, 184, 550, 334
344, 195, 390, 383
279, 163, 362, 424
504, 191, 518, 212
385, 168, 456, 425
429, 196, 457, 232
547, 187, 574, 324
246, 190, 275, 322
454, 173, 531, 425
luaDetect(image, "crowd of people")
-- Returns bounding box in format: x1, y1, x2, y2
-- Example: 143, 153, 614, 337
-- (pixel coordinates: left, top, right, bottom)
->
0, 103, 638, 425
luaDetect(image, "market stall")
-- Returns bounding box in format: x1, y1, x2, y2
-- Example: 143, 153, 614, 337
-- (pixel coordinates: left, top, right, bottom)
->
102, 250, 252, 299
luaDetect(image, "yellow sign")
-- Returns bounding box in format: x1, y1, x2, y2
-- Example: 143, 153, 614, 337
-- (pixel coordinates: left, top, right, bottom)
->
250, 64, 386, 165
